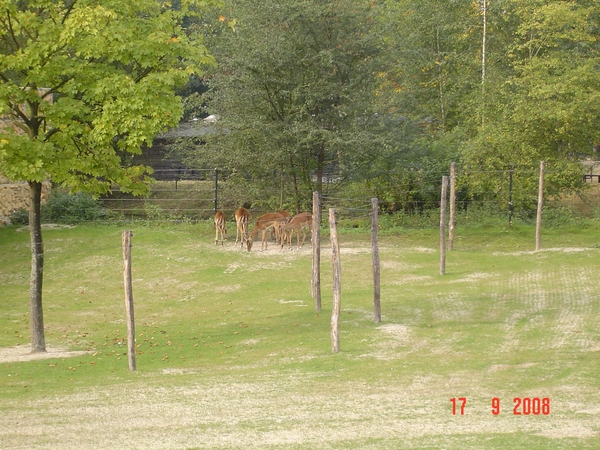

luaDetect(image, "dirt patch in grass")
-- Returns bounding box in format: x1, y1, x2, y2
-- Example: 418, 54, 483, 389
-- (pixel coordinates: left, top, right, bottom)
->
0, 345, 91, 363
493, 247, 590, 256
16, 224, 77, 232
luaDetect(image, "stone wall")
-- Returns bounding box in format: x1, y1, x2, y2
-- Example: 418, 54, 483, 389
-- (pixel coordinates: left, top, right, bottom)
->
0, 174, 51, 226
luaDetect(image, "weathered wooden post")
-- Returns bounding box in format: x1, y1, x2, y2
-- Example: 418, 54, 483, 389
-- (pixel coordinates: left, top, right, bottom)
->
449, 162, 456, 251
122, 231, 136, 372
312, 191, 322, 312
440, 176, 449, 275
329, 208, 341, 353
371, 198, 381, 323
535, 161, 545, 251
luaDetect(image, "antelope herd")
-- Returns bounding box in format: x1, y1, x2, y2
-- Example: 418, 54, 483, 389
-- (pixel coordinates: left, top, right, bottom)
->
213, 209, 312, 251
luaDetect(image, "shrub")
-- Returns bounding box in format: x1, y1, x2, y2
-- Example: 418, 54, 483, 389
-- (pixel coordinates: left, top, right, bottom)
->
143, 202, 167, 223
542, 206, 580, 228
42, 190, 108, 224
378, 209, 440, 230
9, 208, 29, 225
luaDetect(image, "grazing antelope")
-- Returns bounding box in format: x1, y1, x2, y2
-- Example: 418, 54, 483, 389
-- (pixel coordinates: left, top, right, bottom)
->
246, 211, 289, 251
270, 210, 290, 242
233, 207, 250, 248
281, 212, 312, 250
214, 211, 227, 245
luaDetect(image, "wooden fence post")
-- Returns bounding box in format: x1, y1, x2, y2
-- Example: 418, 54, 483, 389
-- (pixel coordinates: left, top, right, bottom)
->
535, 161, 545, 251
312, 191, 322, 312
122, 231, 136, 372
371, 198, 381, 323
440, 176, 449, 275
449, 162, 456, 251
329, 208, 341, 353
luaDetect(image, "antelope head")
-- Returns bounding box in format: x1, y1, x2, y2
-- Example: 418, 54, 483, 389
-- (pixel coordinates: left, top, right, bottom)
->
244, 235, 253, 252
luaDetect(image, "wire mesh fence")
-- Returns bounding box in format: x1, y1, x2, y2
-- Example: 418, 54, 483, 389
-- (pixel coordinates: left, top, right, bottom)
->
5, 163, 600, 228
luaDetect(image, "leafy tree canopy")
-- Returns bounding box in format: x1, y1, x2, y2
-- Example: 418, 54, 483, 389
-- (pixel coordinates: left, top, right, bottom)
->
0, 0, 217, 195
0, 0, 218, 353
176, 0, 600, 213
175, 0, 387, 209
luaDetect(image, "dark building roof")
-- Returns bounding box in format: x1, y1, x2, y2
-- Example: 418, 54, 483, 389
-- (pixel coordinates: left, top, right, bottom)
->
156, 120, 216, 139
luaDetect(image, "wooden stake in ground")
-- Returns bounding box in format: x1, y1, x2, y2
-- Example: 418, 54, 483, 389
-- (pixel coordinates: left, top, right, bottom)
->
371, 198, 381, 323
536, 161, 545, 251
440, 176, 449, 275
449, 162, 456, 251
122, 230, 136, 372
329, 209, 341, 353
312, 191, 322, 312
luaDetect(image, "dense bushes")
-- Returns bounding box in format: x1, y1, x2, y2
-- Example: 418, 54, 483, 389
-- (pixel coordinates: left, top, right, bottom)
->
9, 184, 599, 229
10, 190, 109, 225
43, 190, 109, 223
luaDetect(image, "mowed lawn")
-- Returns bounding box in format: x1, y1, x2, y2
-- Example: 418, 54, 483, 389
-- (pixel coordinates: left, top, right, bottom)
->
0, 221, 599, 449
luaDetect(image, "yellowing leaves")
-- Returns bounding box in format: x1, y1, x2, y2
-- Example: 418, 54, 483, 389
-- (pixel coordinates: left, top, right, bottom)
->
0, 0, 214, 193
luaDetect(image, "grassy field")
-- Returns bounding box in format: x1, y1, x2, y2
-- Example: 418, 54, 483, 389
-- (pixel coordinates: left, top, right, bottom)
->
0, 220, 599, 449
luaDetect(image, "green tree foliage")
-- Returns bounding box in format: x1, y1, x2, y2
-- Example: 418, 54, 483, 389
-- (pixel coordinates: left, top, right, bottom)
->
462, 0, 599, 211
359, 0, 481, 212
0, 0, 216, 352
0, 0, 215, 193
175, 0, 385, 210
169, 0, 600, 216
380, 0, 482, 131
379, 0, 598, 214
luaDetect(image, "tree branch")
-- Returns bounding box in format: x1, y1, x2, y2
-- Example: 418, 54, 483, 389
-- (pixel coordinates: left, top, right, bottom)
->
263, 83, 285, 122
134, 65, 157, 83
5, 10, 21, 51
43, 127, 62, 142
43, 76, 74, 100
10, 9, 36, 43
8, 100, 30, 127
62, 0, 79, 25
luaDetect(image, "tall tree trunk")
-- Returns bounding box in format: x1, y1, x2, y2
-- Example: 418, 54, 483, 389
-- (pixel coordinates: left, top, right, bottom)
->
481, 0, 488, 127
292, 173, 300, 213
481, 0, 487, 85
287, 153, 301, 213
435, 26, 446, 129
28, 181, 46, 353
316, 143, 325, 195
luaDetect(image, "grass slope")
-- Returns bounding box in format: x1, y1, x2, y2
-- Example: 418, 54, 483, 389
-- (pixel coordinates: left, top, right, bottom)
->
0, 222, 599, 449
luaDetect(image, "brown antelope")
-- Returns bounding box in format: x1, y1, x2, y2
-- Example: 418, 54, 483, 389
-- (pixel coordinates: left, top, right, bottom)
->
233, 207, 250, 248
214, 211, 227, 245
246, 211, 289, 251
280, 212, 312, 250
270, 210, 290, 242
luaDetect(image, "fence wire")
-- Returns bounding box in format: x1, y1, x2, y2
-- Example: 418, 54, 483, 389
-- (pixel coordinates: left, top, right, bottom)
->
4, 164, 599, 228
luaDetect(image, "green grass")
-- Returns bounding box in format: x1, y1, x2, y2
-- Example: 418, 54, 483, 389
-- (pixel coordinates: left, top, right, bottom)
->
1, 221, 599, 449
